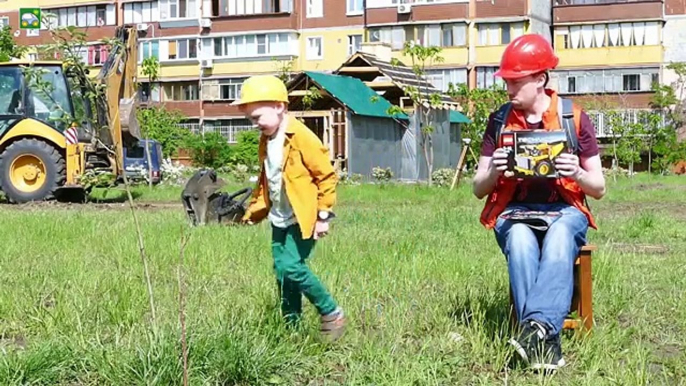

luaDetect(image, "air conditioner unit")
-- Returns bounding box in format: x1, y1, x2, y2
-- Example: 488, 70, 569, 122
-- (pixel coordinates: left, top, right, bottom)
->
397, 4, 411, 14
200, 58, 213, 69
200, 18, 212, 29
136, 23, 149, 31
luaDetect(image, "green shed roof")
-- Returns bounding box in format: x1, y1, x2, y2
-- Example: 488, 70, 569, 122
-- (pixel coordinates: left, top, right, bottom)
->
450, 110, 471, 124
303, 71, 408, 120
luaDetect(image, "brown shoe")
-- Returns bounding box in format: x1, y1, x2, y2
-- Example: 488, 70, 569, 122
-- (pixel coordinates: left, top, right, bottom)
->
320, 308, 346, 342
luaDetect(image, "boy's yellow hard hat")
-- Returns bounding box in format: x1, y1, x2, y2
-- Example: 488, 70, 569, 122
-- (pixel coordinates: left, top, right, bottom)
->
231, 75, 289, 106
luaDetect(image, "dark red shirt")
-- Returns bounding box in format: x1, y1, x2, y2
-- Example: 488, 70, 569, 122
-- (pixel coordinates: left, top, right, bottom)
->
480, 110, 600, 203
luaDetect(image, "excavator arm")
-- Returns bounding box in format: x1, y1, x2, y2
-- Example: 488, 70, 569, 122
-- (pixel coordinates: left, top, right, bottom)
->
95, 26, 142, 174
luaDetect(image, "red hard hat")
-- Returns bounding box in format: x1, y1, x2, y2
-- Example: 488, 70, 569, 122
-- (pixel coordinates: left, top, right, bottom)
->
494, 34, 559, 79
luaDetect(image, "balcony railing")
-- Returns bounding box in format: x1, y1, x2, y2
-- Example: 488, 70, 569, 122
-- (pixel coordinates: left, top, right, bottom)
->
586, 109, 667, 138
177, 123, 255, 143
554, 0, 660, 5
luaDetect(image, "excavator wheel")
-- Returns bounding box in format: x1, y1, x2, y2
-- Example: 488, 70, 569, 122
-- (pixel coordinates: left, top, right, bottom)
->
0, 138, 66, 203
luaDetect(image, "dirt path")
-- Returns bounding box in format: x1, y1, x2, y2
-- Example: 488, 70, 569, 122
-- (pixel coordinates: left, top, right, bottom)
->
0, 200, 183, 212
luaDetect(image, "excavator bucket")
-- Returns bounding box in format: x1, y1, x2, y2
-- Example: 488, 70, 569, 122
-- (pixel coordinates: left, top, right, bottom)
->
181, 169, 253, 226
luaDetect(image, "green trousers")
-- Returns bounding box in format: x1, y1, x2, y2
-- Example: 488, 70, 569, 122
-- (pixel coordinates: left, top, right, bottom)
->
271, 224, 338, 323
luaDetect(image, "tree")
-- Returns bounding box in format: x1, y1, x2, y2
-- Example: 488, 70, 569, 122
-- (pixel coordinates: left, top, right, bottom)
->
386, 42, 444, 185
0, 25, 27, 62
140, 57, 160, 187
448, 83, 508, 170
137, 106, 191, 158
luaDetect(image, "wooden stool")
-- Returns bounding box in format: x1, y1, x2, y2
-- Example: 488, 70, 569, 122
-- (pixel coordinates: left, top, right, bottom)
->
509, 244, 596, 332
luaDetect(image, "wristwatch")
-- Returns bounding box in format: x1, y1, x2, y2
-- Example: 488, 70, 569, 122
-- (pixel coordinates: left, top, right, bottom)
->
318, 210, 336, 222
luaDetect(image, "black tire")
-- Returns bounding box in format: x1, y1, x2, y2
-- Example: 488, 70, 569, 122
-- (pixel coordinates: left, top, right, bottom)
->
534, 159, 553, 177
0, 138, 66, 203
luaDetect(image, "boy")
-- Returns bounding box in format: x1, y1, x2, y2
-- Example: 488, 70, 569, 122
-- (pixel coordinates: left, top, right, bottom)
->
234, 75, 346, 341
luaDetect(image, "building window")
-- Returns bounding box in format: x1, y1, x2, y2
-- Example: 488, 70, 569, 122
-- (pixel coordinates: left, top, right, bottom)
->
348, 34, 362, 56
165, 82, 199, 101
124, 1, 160, 24
159, 0, 197, 20
555, 22, 660, 49
207, 33, 292, 58
307, 37, 323, 60
477, 22, 524, 46
42, 5, 115, 29
219, 78, 245, 100
209, 0, 290, 17
623, 74, 640, 91
307, 0, 323, 17
88, 45, 108, 65
369, 23, 467, 50
167, 39, 198, 60
347, 0, 363, 14
475, 67, 505, 89
426, 68, 468, 92
556, 68, 659, 94
140, 41, 160, 61
441, 23, 467, 47
0, 17, 9, 27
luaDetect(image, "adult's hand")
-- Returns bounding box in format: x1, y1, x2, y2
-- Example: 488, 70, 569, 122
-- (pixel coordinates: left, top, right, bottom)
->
473, 148, 510, 199
555, 153, 582, 180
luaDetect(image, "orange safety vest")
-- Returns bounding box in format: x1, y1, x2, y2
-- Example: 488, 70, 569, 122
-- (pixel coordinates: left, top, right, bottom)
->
479, 90, 598, 230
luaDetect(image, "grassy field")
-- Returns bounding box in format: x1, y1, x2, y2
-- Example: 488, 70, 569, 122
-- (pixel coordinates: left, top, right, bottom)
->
0, 174, 685, 385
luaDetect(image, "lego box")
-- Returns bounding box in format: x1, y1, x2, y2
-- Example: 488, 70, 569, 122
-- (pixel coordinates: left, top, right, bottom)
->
499, 130, 570, 178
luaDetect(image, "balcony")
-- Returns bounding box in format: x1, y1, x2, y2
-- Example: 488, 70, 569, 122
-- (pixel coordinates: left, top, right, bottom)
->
555, 0, 660, 5
553, 0, 662, 23
556, 45, 663, 68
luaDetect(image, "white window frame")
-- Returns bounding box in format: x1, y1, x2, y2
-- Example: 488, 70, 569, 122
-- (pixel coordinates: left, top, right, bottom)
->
306, 0, 323, 18
207, 32, 294, 59
0, 17, 9, 27
348, 34, 362, 56
159, 0, 197, 20
347, 0, 363, 15
306, 36, 323, 60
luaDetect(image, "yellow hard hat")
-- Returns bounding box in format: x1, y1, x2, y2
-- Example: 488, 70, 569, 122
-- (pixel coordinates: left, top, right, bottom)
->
231, 74, 289, 106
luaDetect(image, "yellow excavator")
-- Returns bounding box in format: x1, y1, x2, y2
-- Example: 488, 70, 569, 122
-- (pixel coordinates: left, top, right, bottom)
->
0, 26, 142, 203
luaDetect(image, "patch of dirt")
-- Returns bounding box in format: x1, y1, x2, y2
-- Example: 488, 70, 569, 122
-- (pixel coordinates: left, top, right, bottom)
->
635, 183, 666, 191
610, 243, 670, 254
654, 344, 682, 361
0, 333, 26, 353
596, 202, 686, 220
0, 201, 182, 212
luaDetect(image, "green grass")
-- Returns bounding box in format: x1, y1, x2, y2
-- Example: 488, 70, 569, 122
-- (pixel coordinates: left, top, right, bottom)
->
1, 174, 685, 385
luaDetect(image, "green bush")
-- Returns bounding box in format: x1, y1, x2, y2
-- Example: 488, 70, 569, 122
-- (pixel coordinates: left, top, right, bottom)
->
230, 130, 260, 169
184, 132, 233, 169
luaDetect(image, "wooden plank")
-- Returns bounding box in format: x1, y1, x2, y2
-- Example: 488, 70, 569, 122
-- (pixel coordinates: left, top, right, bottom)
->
338, 66, 380, 73
364, 81, 396, 88
579, 251, 594, 331
289, 90, 310, 96
289, 110, 331, 118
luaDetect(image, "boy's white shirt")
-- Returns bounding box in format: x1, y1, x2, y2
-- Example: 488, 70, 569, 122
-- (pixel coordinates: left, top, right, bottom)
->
265, 118, 297, 228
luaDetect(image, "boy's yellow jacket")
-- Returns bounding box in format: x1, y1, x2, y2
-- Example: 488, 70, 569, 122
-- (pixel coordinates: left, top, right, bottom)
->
242, 115, 338, 239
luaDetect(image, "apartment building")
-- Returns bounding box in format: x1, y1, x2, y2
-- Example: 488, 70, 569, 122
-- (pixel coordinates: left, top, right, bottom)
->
6, 0, 679, 142
0, 0, 558, 140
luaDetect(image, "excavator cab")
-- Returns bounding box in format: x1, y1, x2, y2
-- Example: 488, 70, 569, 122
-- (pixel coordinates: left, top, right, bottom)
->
0, 64, 75, 131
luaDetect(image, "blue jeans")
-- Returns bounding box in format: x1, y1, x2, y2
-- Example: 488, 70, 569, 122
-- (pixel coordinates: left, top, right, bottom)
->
494, 203, 589, 336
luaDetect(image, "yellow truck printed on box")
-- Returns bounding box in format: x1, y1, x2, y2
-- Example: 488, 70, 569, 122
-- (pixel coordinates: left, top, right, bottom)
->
500, 130, 569, 178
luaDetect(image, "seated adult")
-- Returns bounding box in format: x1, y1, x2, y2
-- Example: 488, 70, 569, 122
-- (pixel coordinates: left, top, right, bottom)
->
472, 34, 606, 371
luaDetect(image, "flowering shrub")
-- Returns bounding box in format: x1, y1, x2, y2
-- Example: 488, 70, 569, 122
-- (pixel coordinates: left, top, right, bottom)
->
371, 166, 393, 182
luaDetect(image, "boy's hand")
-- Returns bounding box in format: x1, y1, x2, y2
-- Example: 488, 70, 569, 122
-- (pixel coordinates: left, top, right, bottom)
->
314, 221, 329, 240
